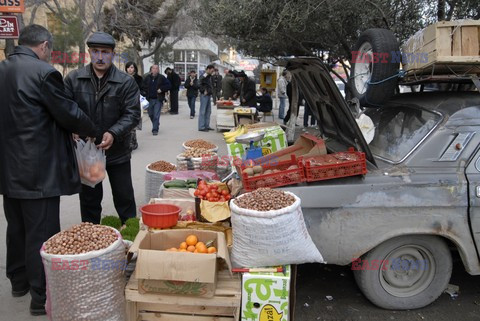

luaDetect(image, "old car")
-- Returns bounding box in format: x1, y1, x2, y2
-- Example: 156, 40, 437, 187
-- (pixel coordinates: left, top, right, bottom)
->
284, 57, 480, 310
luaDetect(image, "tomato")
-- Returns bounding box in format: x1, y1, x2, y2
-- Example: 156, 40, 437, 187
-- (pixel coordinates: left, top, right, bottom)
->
210, 185, 218, 191
225, 195, 231, 201
206, 192, 212, 198
194, 190, 200, 197
220, 197, 226, 202
221, 190, 229, 196
211, 191, 218, 197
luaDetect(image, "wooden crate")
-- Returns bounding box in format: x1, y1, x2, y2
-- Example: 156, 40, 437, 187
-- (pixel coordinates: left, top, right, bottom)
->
125, 271, 241, 321
402, 20, 480, 74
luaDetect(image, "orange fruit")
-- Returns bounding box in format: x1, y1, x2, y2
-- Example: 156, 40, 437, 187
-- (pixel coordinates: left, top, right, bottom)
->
187, 245, 196, 252
179, 249, 187, 252
196, 243, 208, 254
166, 247, 178, 252
207, 247, 217, 254
195, 241, 205, 249
179, 242, 187, 250
186, 235, 198, 246
194, 249, 199, 253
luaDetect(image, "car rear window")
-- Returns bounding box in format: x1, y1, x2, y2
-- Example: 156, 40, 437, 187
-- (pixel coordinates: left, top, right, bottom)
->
365, 106, 442, 163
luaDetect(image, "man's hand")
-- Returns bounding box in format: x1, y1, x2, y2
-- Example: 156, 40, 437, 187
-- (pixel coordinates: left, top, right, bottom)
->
72, 133, 80, 141
97, 132, 114, 150
157, 89, 162, 93
241, 98, 246, 103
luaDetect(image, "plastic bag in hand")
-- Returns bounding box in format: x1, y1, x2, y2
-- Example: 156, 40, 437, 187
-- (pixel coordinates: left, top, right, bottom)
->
75, 139, 106, 188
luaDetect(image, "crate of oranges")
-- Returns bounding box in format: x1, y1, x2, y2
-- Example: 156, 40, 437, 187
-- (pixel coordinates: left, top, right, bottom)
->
129, 229, 233, 297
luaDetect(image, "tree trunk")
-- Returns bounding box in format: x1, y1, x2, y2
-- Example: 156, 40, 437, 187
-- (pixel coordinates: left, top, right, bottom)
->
437, 0, 446, 21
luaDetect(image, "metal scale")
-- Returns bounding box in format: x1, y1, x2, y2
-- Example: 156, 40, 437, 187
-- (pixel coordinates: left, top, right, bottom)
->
235, 131, 265, 160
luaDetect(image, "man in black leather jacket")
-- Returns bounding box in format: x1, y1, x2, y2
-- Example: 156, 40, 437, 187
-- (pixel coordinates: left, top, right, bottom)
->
64, 32, 140, 225
0, 25, 98, 316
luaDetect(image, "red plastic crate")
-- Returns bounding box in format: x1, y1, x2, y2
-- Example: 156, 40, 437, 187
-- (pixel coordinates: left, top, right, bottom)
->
302, 148, 367, 182
238, 155, 305, 191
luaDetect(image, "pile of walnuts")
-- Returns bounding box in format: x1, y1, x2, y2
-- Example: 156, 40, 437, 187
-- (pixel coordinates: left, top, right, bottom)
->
181, 147, 216, 158
44, 222, 118, 255
234, 188, 296, 211
184, 139, 217, 150
148, 160, 176, 172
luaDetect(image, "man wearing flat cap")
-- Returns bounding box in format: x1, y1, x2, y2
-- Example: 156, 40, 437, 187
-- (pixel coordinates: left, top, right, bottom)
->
65, 31, 140, 225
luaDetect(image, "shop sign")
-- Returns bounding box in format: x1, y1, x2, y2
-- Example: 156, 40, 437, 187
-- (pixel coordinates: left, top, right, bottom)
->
0, 15, 19, 38
0, 0, 24, 13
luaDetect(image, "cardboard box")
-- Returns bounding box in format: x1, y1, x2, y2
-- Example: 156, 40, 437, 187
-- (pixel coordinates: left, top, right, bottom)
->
241, 265, 296, 321
227, 125, 287, 159
129, 229, 232, 297
254, 133, 326, 165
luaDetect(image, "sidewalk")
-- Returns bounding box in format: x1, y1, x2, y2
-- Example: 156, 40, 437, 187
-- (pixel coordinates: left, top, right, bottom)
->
0, 100, 229, 320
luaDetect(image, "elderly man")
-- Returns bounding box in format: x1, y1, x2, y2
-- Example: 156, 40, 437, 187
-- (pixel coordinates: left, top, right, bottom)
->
65, 32, 141, 225
0, 24, 97, 315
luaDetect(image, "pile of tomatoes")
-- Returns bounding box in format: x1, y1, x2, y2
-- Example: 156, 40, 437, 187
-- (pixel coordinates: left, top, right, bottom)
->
194, 180, 232, 202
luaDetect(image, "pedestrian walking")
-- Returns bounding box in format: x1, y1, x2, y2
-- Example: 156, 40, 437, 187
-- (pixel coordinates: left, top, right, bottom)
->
212, 68, 223, 104
64, 32, 141, 226
140, 64, 171, 135
237, 71, 257, 107
0, 24, 98, 316
125, 61, 143, 150
277, 70, 288, 119
184, 70, 199, 119
221, 69, 237, 100
165, 67, 181, 114
303, 101, 316, 127
198, 64, 215, 131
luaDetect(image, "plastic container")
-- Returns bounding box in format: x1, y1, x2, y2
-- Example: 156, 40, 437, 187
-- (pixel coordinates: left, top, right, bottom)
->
302, 148, 367, 182
140, 204, 181, 228
237, 155, 305, 191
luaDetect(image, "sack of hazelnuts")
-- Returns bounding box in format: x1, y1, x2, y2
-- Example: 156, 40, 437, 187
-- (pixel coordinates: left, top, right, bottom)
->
40, 223, 126, 321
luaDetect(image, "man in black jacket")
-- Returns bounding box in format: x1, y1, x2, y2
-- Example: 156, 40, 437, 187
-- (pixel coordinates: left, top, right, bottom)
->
212, 68, 222, 104
198, 65, 215, 131
165, 67, 181, 114
141, 65, 171, 134
184, 70, 199, 119
237, 71, 257, 107
0, 25, 98, 316
64, 32, 140, 226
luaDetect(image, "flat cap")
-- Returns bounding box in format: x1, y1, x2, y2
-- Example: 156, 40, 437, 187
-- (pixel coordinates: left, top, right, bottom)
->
86, 32, 116, 49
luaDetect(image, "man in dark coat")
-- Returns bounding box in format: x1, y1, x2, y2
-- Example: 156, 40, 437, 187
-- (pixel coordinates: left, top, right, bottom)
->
64, 32, 141, 226
237, 71, 257, 107
221, 69, 237, 100
211, 68, 222, 104
141, 65, 171, 135
0, 24, 98, 316
256, 87, 273, 112
198, 64, 215, 131
165, 67, 181, 114
184, 70, 199, 119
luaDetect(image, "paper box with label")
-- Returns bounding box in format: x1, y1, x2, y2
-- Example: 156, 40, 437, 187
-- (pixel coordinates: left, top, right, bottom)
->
227, 125, 287, 159
129, 229, 232, 297
254, 133, 326, 165
241, 265, 296, 321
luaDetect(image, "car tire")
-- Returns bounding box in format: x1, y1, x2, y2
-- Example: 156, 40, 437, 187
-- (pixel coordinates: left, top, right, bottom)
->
349, 29, 400, 107
353, 235, 452, 310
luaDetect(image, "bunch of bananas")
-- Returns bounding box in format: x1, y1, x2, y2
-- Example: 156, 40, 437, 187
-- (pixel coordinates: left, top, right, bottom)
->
223, 125, 247, 144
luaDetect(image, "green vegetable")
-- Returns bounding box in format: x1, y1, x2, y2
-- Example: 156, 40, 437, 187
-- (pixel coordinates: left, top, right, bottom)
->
125, 217, 140, 229
121, 226, 139, 242
164, 179, 187, 188
100, 216, 122, 230
187, 179, 198, 185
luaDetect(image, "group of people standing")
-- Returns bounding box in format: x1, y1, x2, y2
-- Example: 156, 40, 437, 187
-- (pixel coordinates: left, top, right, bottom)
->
0, 26, 141, 316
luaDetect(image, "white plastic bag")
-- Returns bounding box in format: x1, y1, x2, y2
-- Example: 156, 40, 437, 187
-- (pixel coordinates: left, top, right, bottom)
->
140, 95, 149, 110
230, 192, 324, 267
75, 139, 106, 188
41, 229, 126, 321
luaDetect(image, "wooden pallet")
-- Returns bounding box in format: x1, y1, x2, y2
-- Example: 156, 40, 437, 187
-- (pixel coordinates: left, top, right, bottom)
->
125, 271, 241, 321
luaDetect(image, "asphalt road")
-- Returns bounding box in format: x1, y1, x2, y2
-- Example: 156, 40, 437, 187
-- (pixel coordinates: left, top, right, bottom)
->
1, 100, 480, 320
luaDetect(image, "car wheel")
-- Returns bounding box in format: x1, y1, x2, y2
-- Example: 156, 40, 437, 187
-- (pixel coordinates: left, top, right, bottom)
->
353, 235, 452, 310
349, 28, 400, 107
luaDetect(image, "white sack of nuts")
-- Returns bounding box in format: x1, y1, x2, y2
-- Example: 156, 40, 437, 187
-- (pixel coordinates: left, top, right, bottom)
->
230, 188, 324, 267
40, 223, 126, 321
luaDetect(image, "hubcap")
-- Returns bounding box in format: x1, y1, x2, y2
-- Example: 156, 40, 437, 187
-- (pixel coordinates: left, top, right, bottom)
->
379, 245, 435, 298
353, 42, 373, 95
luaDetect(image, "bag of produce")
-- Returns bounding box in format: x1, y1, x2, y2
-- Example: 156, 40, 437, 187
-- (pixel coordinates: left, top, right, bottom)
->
75, 139, 106, 188
41, 223, 126, 321
230, 188, 324, 267
145, 161, 176, 202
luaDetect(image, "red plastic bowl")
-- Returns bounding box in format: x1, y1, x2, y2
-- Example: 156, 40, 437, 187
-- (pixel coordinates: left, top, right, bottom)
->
140, 204, 181, 228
